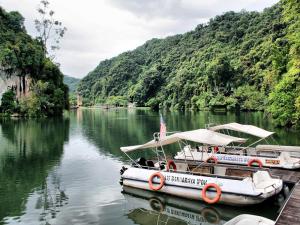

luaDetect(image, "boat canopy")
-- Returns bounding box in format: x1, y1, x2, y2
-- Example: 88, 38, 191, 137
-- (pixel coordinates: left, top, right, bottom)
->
120, 129, 247, 153
208, 122, 274, 139
256, 145, 300, 152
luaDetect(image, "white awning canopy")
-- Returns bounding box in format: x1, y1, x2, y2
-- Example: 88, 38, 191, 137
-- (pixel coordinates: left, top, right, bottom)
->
208, 123, 274, 139
120, 129, 247, 153
256, 145, 300, 152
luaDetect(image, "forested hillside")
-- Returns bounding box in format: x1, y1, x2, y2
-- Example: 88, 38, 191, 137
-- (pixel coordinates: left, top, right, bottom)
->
0, 7, 68, 116
78, 0, 300, 127
64, 75, 80, 93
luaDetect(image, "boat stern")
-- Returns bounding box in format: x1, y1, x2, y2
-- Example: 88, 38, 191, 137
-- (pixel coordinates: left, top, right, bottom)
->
252, 171, 283, 199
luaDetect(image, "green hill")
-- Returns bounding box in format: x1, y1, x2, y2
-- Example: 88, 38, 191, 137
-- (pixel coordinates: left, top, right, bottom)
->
64, 75, 80, 93
78, 0, 299, 127
0, 7, 68, 116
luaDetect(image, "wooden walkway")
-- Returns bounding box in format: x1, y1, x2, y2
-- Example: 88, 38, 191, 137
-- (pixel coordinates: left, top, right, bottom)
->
262, 168, 300, 224
275, 181, 300, 224
269, 168, 300, 184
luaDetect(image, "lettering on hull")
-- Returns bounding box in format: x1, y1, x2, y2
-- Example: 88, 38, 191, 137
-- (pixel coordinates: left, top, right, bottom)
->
165, 175, 208, 186
216, 155, 249, 163
265, 159, 280, 165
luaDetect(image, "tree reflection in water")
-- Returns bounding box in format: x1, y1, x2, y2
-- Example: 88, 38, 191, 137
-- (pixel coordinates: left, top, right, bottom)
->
0, 118, 69, 224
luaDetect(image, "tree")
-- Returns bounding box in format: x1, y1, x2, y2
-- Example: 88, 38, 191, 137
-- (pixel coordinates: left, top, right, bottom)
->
34, 0, 67, 57
0, 89, 16, 114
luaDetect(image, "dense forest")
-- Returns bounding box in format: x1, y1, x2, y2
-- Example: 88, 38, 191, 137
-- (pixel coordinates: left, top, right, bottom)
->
0, 7, 68, 117
78, 0, 300, 127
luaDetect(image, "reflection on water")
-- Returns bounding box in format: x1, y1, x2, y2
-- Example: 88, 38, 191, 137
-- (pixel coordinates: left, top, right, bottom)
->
0, 109, 299, 225
123, 186, 283, 225
0, 118, 69, 224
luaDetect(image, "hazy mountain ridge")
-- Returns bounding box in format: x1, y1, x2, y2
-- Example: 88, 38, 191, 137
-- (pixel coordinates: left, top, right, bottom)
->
64, 75, 80, 93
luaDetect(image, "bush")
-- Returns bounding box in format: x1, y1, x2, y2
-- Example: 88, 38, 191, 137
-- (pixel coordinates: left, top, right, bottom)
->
234, 85, 265, 111
0, 89, 16, 114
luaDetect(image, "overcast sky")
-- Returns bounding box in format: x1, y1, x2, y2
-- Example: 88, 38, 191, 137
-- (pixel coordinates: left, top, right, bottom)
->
0, 0, 279, 78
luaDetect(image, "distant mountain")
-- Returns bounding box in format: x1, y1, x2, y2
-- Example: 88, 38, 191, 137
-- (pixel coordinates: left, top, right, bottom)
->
78, 0, 300, 127
64, 75, 80, 93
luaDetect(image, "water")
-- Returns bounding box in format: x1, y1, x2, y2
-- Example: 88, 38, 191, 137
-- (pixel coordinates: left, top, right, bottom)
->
0, 109, 299, 225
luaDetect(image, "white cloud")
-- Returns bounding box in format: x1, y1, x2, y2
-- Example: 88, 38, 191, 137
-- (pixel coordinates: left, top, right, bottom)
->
0, 0, 279, 78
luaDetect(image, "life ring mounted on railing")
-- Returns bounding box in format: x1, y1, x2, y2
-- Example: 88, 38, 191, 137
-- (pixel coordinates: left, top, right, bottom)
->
202, 183, 222, 204
247, 159, 263, 168
166, 160, 177, 171
149, 172, 165, 191
206, 156, 218, 164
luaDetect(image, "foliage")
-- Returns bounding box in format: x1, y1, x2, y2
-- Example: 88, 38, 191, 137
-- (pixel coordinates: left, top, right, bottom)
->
78, 0, 299, 127
0, 7, 68, 117
68, 93, 77, 107
0, 89, 17, 114
234, 85, 265, 111
105, 96, 128, 107
267, 0, 300, 127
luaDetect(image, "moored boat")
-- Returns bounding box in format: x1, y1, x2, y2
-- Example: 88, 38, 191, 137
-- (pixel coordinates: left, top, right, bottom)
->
224, 214, 274, 225
120, 129, 283, 206
174, 123, 300, 169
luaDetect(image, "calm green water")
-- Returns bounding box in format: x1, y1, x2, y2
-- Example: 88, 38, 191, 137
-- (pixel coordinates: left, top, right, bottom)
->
0, 109, 299, 225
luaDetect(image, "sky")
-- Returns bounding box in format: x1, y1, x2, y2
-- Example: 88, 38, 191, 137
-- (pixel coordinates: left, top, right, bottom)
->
0, 0, 279, 78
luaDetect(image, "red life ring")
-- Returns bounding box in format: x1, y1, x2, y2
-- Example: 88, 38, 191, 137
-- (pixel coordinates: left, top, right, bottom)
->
202, 183, 222, 204
206, 156, 218, 164
166, 160, 177, 171
247, 159, 263, 168
149, 172, 165, 191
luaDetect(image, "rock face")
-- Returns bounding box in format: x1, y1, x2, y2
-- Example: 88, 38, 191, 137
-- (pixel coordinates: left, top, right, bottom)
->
0, 74, 31, 100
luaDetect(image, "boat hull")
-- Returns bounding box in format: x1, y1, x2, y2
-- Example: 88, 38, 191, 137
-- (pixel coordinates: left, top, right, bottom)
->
175, 150, 300, 169
121, 167, 282, 206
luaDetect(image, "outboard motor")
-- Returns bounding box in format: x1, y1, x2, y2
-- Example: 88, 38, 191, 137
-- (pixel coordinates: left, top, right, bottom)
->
120, 166, 127, 175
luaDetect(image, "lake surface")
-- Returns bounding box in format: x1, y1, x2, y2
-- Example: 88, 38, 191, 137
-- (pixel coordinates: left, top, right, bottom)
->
0, 109, 299, 225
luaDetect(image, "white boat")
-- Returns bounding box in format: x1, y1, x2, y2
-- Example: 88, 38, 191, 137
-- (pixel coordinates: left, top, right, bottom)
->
174, 123, 300, 169
224, 214, 274, 225
120, 129, 283, 206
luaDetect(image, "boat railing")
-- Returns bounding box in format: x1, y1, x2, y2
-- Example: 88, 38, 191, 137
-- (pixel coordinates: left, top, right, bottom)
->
131, 162, 250, 181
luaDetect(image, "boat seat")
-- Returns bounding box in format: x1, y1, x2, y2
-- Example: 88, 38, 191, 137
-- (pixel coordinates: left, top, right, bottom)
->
214, 166, 227, 176
218, 147, 225, 153
280, 152, 291, 161
191, 166, 213, 174
136, 157, 147, 167
175, 162, 188, 171
225, 169, 252, 178
253, 171, 273, 189
146, 160, 155, 168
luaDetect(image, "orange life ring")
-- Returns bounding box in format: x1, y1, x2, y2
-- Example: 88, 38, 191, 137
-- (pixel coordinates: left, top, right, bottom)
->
247, 159, 263, 168
202, 183, 222, 204
206, 156, 218, 164
213, 146, 219, 153
149, 172, 165, 191
166, 160, 177, 171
